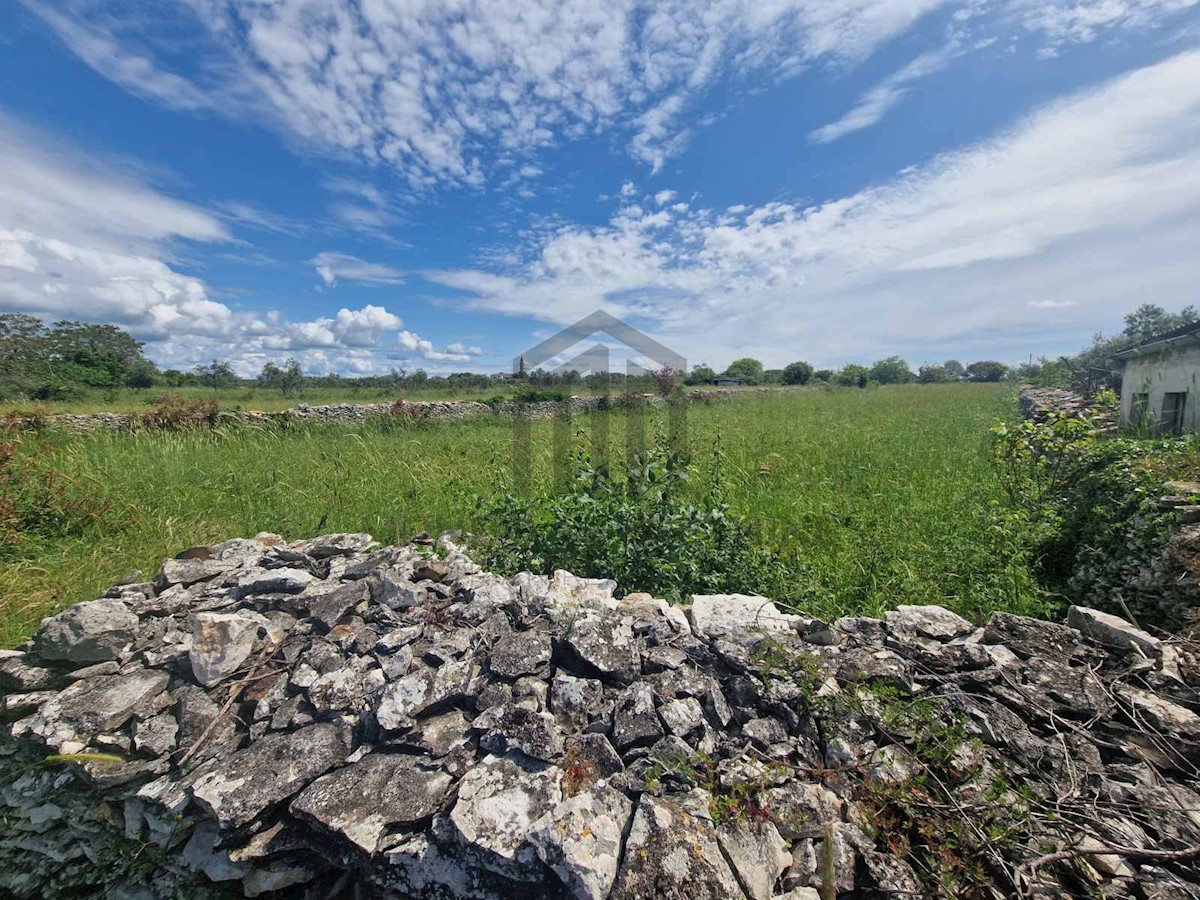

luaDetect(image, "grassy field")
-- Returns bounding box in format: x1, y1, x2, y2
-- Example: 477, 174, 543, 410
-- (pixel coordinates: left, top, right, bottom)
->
0, 384, 1043, 645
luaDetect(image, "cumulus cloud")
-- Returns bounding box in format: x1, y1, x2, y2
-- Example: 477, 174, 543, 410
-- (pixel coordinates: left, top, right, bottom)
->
312, 252, 406, 287
0, 115, 440, 375
398, 330, 477, 362
429, 50, 1200, 365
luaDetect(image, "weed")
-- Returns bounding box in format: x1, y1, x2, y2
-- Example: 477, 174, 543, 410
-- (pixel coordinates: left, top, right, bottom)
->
0, 438, 118, 555
480, 430, 779, 603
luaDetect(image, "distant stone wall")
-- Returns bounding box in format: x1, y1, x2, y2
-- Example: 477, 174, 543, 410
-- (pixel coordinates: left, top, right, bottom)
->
6, 388, 774, 434
3, 532, 1199, 899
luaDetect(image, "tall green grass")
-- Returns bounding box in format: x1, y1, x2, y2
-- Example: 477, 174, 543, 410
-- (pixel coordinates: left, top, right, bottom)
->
0, 384, 1044, 645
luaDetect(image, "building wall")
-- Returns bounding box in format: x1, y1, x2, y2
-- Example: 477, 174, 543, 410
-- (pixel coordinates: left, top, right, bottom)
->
1120, 345, 1200, 431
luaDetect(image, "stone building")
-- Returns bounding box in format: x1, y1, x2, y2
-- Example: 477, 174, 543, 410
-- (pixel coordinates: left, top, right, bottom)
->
1115, 320, 1200, 433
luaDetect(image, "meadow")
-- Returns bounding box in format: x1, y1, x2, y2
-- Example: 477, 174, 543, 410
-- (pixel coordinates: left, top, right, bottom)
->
0, 384, 1043, 646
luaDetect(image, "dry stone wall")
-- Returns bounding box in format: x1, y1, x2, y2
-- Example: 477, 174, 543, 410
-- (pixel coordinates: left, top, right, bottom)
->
3, 533, 1200, 899
15, 388, 768, 434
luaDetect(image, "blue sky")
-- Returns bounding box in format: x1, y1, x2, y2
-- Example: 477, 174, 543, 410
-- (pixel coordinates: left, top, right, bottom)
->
2, 0, 1199, 376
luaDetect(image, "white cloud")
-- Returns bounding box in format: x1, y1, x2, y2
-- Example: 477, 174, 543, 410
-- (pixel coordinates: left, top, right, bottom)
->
312, 252, 405, 287
26, 0, 967, 183
1016, 0, 1199, 46
447, 341, 487, 356
0, 115, 439, 374
398, 330, 475, 361
810, 45, 960, 143
429, 50, 1200, 365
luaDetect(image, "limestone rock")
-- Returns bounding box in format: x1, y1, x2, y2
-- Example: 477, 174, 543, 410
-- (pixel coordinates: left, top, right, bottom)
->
133, 712, 178, 757
565, 610, 639, 685
1067, 605, 1161, 656
291, 533, 376, 560
402, 709, 474, 757
292, 753, 452, 853
611, 790, 745, 900
544, 570, 618, 618
529, 785, 633, 900
489, 629, 552, 679
884, 604, 973, 641
688, 594, 800, 641
476, 704, 564, 762
190, 611, 264, 687
765, 781, 845, 840
376, 659, 474, 729
613, 682, 664, 750
551, 670, 607, 732
176, 684, 241, 764
718, 819, 790, 900
659, 697, 706, 740
307, 580, 368, 630
191, 723, 352, 829
236, 567, 314, 596
0, 650, 58, 691
444, 752, 563, 880
157, 556, 238, 588
35, 599, 138, 663
22, 669, 170, 745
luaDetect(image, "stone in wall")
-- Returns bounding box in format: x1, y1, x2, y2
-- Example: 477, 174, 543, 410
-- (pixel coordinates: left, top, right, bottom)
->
3, 533, 1199, 899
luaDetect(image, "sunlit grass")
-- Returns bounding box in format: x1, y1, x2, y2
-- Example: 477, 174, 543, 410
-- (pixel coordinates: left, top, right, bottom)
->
0, 384, 1042, 645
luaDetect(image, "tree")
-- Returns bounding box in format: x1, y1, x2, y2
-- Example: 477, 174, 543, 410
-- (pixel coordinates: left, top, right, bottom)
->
725, 357, 764, 384
965, 360, 1008, 382
837, 364, 870, 388
782, 361, 814, 385
651, 366, 680, 398
1122, 303, 1197, 341
194, 360, 238, 389
869, 356, 913, 385
259, 358, 304, 396
125, 359, 158, 388
813, 369, 834, 383
917, 365, 951, 383
943, 360, 965, 379
686, 364, 717, 385
0, 315, 153, 397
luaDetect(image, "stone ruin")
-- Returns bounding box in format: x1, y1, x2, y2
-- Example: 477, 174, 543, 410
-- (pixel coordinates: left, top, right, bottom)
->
1, 533, 1199, 899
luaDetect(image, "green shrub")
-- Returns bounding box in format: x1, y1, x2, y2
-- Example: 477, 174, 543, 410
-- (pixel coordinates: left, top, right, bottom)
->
478, 433, 779, 602
993, 409, 1198, 627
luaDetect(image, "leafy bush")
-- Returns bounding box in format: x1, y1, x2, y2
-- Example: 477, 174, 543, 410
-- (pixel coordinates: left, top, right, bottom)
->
782, 361, 813, 385
993, 409, 1198, 627
651, 366, 681, 398
479, 433, 779, 602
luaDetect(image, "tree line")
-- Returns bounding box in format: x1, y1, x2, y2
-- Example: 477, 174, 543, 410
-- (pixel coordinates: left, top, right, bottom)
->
683, 356, 1009, 387
14, 305, 1184, 403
